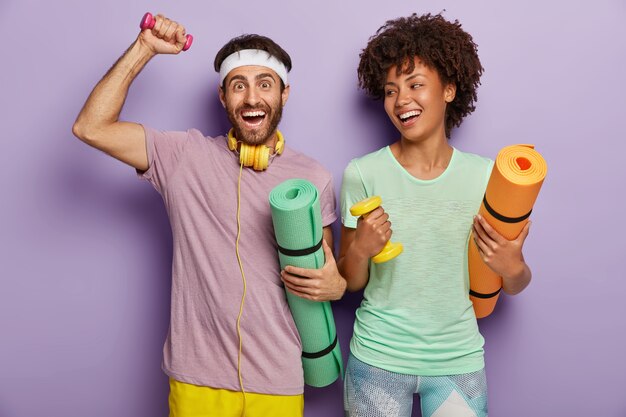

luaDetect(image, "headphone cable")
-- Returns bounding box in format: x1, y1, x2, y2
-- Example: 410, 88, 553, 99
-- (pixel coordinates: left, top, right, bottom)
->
235, 159, 247, 415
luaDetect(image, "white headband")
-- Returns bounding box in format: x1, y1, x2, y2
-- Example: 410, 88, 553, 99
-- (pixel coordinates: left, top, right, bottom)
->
219, 49, 289, 86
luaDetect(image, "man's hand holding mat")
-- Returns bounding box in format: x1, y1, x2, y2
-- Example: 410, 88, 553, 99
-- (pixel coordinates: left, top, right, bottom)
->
269, 179, 344, 387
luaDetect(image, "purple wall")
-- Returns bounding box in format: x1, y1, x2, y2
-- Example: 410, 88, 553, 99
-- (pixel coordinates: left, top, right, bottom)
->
1, 1, 625, 416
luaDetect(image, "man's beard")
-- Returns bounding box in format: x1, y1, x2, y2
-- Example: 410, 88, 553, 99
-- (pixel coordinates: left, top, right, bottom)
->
227, 103, 283, 146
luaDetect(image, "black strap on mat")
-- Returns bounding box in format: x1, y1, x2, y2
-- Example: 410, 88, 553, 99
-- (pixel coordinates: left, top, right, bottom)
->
470, 288, 502, 299
278, 238, 323, 257
483, 195, 532, 224
302, 334, 338, 359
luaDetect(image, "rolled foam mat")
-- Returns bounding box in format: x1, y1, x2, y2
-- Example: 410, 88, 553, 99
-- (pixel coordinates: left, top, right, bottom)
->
269, 179, 343, 387
469, 144, 547, 318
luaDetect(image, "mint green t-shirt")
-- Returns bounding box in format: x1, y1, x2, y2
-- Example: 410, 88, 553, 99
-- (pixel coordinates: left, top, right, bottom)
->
340, 146, 494, 376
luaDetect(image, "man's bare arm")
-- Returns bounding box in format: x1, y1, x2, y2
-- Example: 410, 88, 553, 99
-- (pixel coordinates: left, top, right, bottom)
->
72, 14, 188, 170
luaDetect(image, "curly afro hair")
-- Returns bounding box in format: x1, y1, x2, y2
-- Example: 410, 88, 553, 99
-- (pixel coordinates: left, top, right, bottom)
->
358, 13, 483, 138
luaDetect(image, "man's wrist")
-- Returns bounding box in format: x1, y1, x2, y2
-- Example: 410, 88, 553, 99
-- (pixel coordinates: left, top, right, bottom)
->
131, 38, 158, 62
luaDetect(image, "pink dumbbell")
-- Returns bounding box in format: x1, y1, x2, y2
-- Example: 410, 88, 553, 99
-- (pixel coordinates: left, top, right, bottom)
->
140, 12, 193, 51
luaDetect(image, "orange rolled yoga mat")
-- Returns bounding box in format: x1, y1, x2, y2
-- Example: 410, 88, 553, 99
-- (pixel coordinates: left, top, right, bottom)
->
469, 144, 547, 318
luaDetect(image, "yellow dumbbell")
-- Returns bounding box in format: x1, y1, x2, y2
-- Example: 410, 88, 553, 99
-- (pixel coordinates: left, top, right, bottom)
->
350, 196, 403, 263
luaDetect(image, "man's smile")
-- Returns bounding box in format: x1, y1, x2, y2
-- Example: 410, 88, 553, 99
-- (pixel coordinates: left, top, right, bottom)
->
240, 108, 267, 128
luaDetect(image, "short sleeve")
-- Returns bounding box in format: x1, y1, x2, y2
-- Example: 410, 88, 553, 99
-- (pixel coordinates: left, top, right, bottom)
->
137, 125, 191, 193
319, 175, 338, 228
483, 159, 495, 193
340, 160, 367, 229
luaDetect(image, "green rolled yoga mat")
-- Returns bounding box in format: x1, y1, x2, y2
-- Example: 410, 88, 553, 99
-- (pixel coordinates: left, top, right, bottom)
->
269, 179, 343, 387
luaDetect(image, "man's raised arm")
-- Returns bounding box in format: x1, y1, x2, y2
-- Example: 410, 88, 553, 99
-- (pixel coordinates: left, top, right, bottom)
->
72, 14, 188, 171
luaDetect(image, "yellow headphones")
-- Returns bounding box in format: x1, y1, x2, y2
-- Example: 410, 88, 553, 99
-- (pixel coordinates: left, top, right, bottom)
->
227, 129, 285, 171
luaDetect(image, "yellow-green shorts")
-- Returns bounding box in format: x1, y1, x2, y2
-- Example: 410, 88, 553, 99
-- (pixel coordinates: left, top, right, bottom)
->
169, 379, 304, 417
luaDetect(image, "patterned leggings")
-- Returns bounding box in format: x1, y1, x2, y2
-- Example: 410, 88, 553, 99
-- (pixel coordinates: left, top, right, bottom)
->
344, 354, 488, 417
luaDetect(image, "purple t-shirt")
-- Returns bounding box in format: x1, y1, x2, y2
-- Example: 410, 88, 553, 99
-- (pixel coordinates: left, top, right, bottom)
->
139, 126, 337, 395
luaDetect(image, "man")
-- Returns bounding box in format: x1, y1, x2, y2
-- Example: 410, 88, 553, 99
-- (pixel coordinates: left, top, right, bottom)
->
72, 13, 346, 417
